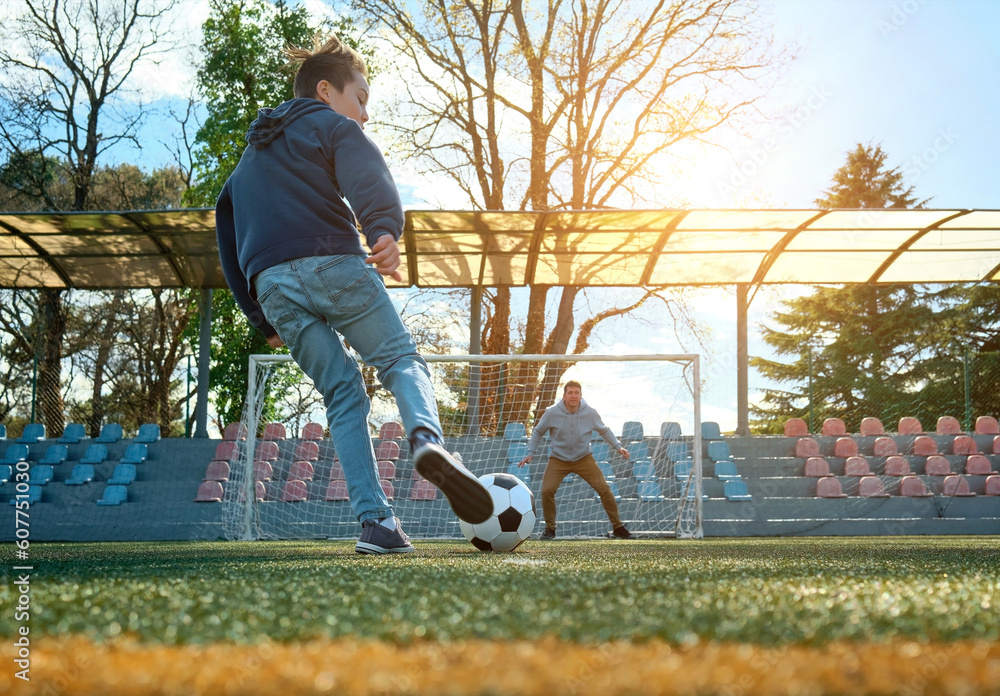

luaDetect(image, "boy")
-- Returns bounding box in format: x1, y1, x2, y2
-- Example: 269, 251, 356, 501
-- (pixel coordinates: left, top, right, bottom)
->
215, 35, 492, 554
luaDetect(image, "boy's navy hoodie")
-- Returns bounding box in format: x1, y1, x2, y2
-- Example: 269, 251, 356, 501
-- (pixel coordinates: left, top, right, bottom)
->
215, 98, 404, 337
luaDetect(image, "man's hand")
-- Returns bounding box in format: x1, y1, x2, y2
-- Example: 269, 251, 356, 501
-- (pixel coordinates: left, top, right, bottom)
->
366, 234, 403, 282
517, 455, 532, 468
267, 334, 284, 348
617, 447, 630, 460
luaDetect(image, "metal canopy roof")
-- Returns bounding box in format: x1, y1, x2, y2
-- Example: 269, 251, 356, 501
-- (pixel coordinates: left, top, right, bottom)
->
1, 208, 999, 289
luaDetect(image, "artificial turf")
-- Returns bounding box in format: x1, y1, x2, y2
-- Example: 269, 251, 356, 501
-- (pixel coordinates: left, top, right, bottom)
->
5, 536, 998, 646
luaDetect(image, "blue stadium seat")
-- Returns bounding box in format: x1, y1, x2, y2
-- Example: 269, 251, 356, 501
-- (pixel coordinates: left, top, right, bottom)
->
80, 444, 109, 465
135, 423, 161, 443
58, 423, 86, 443
701, 422, 723, 440
38, 445, 69, 465
120, 444, 148, 465
674, 459, 693, 481
724, 479, 753, 502
666, 441, 689, 462
95, 424, 123, 444
9, 485, 42, 506
506, 441, 529, 465
96, 485, 128, 506
632, 458, 657, 481
638, 479, 664, 501
503, 422, 527, 441
628, 441, 648, 460
707, 441, 732, 462
108, 463, 137, 485
595, 480, 621, 501
17, 423, 45, 443
0, 423, 5, 439
659, 421, 682, 440
505, 464, 530, 485
64, 464, 95, 486
592, 441, 611, 463
621, 421, 644, 442
597, 459, 615, 480
28, 465, 54, 485
2, 444, 29, 465
714, 460, 741, 481
0, 465, 11, 484
684, 483, 709, 500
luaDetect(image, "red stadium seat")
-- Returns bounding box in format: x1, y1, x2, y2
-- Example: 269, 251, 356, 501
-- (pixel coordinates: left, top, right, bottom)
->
262, 422, 287, 441
254, 441, 279, 461
924, 456, 951, 476
942, 475, 975, 497
974, 416, 999, 435
951, 436, 978, 456
213, 441, 239, 461
884, 456, 911, 477
804, 457, 830, 477
783, 418, 808, 437
379, 421, 405, 440
288, 460, 314, 482
898, 417, 922, 435
236, 480, 266, 502
408, 479, 438, 500
822, 418, 847, 437
293, 441, 320, 461
844, 456, 871, 476
375, 441, 400, 461
965, 455, 994, 476
301, 422, 325, 440
872, 436, 898, 457
377, 460, 396, 479
858, 476, 889, 498
324, 480, 349, 501
203, 460, 230, 482
328, 461, 345, 480
253, 460, 273, 482
986, 475, 1000, 496
899, 476, 932, 497
195, 481, 224, 502
380, 479, 395, 500
833, 437, 858, 458
912, 436, 937, 456
936, 416, 961, 435
816, 477, 846, 498
794, 438, 820, 458
859, 417, 884, 437
994, 436, 1000, 455
280, 479, 308, 502
223, 422, 247, 441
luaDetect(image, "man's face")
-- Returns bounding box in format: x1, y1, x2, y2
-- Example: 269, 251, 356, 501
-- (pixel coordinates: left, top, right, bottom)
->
316, 70, 370, 129
563, 386, 582, 410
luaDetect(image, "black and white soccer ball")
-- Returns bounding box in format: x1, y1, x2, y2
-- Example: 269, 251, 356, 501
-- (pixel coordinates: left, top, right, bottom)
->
459, 473, 536, 552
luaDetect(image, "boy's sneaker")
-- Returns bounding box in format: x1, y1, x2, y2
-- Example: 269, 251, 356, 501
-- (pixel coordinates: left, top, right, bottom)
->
540, 528, 556, 540
410, 429, 492, 524
355, 518, 415, 554
612, 526, 633, 539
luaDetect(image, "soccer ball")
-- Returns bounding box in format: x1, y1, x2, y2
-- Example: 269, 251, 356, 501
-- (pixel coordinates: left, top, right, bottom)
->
459, 473, 536, 552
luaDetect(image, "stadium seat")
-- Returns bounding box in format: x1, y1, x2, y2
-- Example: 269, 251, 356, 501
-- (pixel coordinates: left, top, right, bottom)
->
859, 417, 884, 436
994, 437, 1000, 455
821, 418, 846, 437
723, 479, 752, 501
262, 422, 287, 441
289, 460, 315, 481
596, 480, 622, 501
195, 480, 224, 502
120, 444, 148, 466
942, 475, 975, 497
95, 424, 123, 444
884, 456, 911, 477
0, 424, 5, 439
0, 465, 10, 484
673, 459, 693, 481
38, 445, 69, 465
302, 422, 325, 440
80, 444, 109, 465
913, 436, 937, 456
108, 464, 137, 485
280, 479, 309, 502
897, 417, 922, 434
597, 459, 615, 480
380, 479, 395, 500
665, 441, 688, 462
328, 461, 345, 480
844, 456, 871, 476
986, 475, 1000, 496
872, 436, 898, 457
804, 457, 830, 477
627, 441, 648, 461
64, 464, 95, 486
135, 423, 161, 443
203, 460, 230, 482
503, 422, 528, 441
974, 416, 999, 434
592, 441, 611, 463
505, 464, 530, 484
965, 455, 994, 476
936, 416, 961, 435
659, 421, 682, 440
622, 421, 644, 442
213, 441, 239, 462
58, 423, 86, 443
858, 476, 889, 498
925, 455, 951, 476
223, 422, 248, 441
28, 464, 54, 485
8, 485, 42, 506
833, 437, 858, 458
254, 441, 279, 461
638, 479, 664, 501
253, 460, 273, 482
816, 476, 846, 498
701, 422, 722, 440
324, 479, 349, 501
375, 441, 400, 462
783, 418, 808, 437
714, 460, 741, 481
506, 441, 529, 465
794, 438, 820, 458
707, 441, 731, 462
17, 423, 45, 443
96, 484, 127, 505
899, 475, 932, 497
409, 479, 438, 500
379, 421, 404, 441
632, 458, 657, 481
293, 441, 319, 462
2, 444, 29, 465
951, 436, 978, 456
376, 461, 395, 480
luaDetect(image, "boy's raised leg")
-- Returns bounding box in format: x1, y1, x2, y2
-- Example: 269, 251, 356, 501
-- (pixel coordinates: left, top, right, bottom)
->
410, 429, 493, 524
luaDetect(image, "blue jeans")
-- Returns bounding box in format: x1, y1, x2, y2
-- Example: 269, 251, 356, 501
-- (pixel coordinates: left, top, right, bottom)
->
253, 255, 442, 523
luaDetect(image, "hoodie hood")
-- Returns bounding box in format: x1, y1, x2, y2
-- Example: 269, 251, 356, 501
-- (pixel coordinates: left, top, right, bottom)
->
245, 98, 331, 150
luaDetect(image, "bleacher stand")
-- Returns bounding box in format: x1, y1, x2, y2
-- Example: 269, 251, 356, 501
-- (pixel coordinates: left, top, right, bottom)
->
821, 418, 846, 437
135, 423, 161, 443
58, 423, 86, 443
17, 423, 45, 443
95, 424, 123, 444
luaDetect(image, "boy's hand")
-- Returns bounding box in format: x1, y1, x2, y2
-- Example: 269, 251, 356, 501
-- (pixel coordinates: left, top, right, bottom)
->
267, 335, 284, 348
366, 234, 403, 282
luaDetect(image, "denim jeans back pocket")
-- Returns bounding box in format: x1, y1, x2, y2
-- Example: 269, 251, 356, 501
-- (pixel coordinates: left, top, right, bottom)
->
315, 256, 379, 313
256, 282, 303, 345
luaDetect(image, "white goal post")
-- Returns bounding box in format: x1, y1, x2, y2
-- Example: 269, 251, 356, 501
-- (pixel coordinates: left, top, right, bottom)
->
222, 353, 703, 541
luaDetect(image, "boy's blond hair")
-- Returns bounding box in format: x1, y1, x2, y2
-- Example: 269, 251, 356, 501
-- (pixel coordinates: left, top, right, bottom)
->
284, 34, 368, 100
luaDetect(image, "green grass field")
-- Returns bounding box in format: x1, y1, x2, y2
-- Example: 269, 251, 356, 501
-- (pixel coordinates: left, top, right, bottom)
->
3, 536, 999, 694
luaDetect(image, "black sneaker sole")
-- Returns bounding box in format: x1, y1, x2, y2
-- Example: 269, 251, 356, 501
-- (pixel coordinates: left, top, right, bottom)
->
413, 443, 493, 524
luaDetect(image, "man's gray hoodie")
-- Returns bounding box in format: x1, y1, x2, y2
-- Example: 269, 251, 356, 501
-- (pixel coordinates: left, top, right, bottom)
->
526, 398, 622, 462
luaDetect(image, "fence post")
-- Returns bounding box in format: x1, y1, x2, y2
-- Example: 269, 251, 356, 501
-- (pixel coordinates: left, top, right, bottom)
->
807, 346, 814, 434
963, 347, 972, 432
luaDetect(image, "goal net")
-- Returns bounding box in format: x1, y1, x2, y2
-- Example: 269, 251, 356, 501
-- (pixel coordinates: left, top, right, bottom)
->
222, 353, 703, 541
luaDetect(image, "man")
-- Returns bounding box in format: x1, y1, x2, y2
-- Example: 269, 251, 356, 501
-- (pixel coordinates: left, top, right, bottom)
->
518, 381, 633, 539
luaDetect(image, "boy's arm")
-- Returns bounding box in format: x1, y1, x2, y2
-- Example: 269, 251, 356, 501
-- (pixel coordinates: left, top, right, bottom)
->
215, 184, 278, 339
